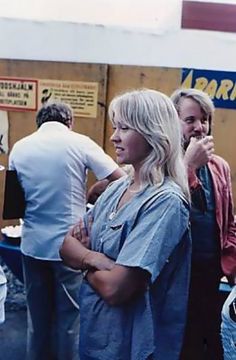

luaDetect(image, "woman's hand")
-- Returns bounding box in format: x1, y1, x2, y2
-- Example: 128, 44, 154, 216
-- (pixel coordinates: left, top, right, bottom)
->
71, 216, 93, 249
60, 219, 115, 271
60, 227, 90, 269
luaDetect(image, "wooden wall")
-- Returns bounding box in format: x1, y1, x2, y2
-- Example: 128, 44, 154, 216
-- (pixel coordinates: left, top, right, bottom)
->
0, 59, 108, 231
0, 60, 235, 233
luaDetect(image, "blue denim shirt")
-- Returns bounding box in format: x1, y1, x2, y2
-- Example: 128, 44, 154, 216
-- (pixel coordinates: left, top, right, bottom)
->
79, 177, 191, 360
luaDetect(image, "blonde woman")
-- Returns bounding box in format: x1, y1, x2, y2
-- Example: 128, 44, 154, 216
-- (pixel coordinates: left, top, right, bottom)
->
60, 89, 191, 360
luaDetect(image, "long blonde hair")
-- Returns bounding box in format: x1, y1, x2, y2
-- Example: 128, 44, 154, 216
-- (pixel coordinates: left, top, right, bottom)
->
109, 89, 190, 201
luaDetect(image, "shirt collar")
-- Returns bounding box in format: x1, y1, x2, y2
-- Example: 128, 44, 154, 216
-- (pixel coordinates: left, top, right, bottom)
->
38, 121, 70, 132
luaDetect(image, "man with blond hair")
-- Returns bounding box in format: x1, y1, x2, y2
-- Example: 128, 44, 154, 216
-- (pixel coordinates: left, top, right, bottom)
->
171, 88, 236, 360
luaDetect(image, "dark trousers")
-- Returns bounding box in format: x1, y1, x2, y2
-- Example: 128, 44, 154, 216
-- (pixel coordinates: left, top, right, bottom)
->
180, 261, 224, 360
22, 254, 82, 360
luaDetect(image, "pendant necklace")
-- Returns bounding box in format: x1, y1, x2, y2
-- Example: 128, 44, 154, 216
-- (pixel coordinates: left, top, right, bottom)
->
108, 211, 116, 220
108, 180, 141, 220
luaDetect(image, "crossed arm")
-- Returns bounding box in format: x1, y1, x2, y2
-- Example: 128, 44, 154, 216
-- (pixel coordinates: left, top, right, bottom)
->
59, 221, 149, 306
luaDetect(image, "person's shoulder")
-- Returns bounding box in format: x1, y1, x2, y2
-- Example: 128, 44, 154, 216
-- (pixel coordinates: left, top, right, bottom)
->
70, 130, 87, 138
160, 180, 190, 210
70, 131, 93, 142
143, 179, 189, 212
159, 179, 187, 201
70, 131, 102, 148
211, 153, 228, 165
210, 154, 230, 172
11, 132, 37, 151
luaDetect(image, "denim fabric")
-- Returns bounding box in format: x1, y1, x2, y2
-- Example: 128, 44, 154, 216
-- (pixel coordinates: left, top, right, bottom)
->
221, 286, 236, 360
22, 255, 82, 360
79, 177, 191, 360
191, 165, 220, 262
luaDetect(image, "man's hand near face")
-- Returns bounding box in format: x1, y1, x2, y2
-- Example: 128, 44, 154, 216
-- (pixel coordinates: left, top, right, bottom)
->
184, 135, 215, 171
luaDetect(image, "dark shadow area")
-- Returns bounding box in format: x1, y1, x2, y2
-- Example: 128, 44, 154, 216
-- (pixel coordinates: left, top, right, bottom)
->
0, 309, 27, 360
0, 256, 26, 360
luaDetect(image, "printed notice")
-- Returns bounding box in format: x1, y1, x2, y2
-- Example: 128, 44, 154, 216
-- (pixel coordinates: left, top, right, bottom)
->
0, 77, 37, 111
38, 80, 99, 118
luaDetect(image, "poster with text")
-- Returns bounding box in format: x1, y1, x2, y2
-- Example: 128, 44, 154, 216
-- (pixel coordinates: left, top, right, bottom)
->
38, 79, 98, 118
0, 77, 37, 111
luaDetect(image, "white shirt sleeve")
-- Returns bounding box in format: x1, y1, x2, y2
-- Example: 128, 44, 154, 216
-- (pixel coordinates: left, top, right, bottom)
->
84, 138, 118, 180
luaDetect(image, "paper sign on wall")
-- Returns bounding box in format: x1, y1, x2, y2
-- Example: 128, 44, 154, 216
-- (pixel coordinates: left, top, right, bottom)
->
38, 79, 98, 118
0, 77, 37, 111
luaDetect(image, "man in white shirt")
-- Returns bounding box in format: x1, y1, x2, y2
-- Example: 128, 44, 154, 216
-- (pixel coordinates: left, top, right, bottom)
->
9, 101, 124, 360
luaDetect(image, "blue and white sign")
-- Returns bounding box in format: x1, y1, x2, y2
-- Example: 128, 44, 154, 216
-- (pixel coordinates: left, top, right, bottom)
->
181, 68, 236, 109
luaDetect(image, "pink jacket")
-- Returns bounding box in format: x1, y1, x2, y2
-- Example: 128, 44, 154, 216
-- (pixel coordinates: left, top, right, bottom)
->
188, 155, 236, 284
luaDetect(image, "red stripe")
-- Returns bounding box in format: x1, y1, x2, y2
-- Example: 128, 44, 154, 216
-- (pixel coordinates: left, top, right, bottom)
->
182, 1, 236, 33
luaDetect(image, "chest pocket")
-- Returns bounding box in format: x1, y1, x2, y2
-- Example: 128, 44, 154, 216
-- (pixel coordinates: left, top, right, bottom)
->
96, 221, 131, 260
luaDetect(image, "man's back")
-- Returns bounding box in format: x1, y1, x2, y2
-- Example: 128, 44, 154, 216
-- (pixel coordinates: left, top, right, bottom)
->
8, 101, 122, 360
9, 121, 118, 260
